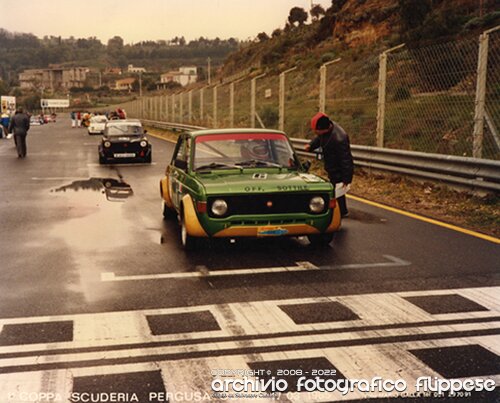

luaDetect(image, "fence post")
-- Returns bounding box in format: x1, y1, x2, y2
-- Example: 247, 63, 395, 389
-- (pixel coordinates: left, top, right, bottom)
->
179, 92, 184, 123
188, 90, 193, 123
279, 67, 296, 132
376, 44, 405, 148
251, 73, 266, 128
229, 78, 245, 128
229, 82, 235, 127
319, 58, 341, 113
213, 85, 218, 127
200, 87, 204, 124
165, 95, 170, 122
171, 94, 175, 122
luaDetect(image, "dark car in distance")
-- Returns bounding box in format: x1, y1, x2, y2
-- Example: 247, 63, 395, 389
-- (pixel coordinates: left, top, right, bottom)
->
98, 119, 152, 164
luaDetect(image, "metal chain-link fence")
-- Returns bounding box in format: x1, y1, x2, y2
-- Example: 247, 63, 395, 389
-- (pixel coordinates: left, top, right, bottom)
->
120, 26, 500, 161
325, 56, 379, 146
485, 30, 500, 159
385, 39, 479, 157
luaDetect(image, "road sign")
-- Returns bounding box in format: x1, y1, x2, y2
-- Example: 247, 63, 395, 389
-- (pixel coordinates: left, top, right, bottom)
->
40, 99, 70, 108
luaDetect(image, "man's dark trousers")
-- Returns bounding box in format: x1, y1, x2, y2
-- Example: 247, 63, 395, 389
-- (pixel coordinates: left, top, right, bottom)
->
14, 133, 27, 157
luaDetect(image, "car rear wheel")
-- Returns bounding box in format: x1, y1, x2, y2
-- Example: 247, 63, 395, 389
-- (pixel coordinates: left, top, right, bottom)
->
307, 233, 334, 247
145, 152, 152, 163
180, 211, 197, 251
99, 155, 106, 164
162, 200, 176, 219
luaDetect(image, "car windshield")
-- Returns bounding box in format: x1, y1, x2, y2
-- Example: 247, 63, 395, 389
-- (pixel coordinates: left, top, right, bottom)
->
91, 116, 107, 123
193, 132, 298, 171
106, 125, 143, 136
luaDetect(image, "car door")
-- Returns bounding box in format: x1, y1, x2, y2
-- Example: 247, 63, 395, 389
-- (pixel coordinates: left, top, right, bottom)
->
169, 134, 190, 208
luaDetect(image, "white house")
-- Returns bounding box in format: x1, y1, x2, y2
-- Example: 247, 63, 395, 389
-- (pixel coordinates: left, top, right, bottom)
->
127, 64, 146, 73
160, 66, 198, 87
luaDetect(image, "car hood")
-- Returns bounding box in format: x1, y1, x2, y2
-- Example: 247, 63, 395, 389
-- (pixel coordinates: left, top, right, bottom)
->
196, 171, 332, 195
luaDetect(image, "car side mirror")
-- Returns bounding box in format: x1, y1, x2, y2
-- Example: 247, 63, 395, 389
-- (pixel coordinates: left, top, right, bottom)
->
302, 160, 311, 172
144, 129, 148, 134
174, 159, 188, 171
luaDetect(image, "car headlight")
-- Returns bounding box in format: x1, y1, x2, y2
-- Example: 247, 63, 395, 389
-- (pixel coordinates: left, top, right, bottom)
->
309, 196, 325, 213
140, 140, 147, 147
211, 199, 228, 216
104, 141, 111, 148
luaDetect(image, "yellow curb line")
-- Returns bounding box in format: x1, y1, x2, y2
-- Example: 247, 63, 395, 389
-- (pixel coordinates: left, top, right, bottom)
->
348, 194, 500, 245
147, 131, 177, 144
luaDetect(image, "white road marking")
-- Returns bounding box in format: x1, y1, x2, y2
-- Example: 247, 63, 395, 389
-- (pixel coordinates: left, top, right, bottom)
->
0, 321, 498, 370
0, 336, 499, 402
100, 255, 411, 282
0, 287, 499, 401
0, 287, 498, 354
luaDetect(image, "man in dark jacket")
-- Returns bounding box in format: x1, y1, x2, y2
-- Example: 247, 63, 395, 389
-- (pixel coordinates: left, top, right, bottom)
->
8, 107, 30, 158
306, 112, 354, 217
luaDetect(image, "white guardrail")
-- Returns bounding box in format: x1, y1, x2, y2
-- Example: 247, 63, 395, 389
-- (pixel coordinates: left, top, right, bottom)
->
142, 119, 500, 193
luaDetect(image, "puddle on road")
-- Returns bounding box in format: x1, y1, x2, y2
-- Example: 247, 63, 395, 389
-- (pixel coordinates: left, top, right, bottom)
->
48, 177, 136, 302
52, 177, 133, 202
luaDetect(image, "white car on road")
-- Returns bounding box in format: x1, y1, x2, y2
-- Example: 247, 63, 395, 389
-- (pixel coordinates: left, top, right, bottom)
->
88, 115, 108, 135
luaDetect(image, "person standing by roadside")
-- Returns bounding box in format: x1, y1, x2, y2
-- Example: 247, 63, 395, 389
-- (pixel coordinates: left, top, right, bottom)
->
305, 112, 354, 217
70, 110, 76, 128
8, 107, 30, 158
0, 112, 10, 138
77, 111, 82, 127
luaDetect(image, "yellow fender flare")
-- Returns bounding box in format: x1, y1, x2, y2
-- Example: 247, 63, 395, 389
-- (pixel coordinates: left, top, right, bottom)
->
160, 177, 174, 209
326, 204, 342, 232
181, 194, 208, 237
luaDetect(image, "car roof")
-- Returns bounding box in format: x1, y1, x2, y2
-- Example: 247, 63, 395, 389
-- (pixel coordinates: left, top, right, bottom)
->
187, 128, 287, 138
106, 119, 141, 126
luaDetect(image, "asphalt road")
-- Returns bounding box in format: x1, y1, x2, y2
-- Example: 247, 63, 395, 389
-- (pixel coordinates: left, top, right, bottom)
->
0, 118, 498, 402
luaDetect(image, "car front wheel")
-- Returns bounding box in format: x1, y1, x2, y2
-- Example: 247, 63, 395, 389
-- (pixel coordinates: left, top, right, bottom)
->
180, 211, 197, 251
307, 232, 334, 247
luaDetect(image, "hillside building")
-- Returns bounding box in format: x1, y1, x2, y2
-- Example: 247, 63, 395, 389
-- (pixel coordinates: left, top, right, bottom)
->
159, 66, 198, 88
127, 64, 146, 73
114, 77, 136, 91
19, 67, 88, 90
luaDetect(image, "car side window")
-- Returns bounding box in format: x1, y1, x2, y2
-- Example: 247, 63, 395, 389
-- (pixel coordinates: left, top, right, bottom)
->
172, 135, 189, 170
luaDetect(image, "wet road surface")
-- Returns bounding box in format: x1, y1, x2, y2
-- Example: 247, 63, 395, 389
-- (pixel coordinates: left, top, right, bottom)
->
0, 118, 498, 401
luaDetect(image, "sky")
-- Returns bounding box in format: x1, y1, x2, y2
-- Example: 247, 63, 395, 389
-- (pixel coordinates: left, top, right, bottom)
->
0, 0, 333, 43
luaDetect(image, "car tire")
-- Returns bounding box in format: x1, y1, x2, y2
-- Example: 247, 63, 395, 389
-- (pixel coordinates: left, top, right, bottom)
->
99, 155, 106, 164
145, 152, 152, 163
162, 200, 176, 219
180, 211, 197, 251
307, 233, 334, 247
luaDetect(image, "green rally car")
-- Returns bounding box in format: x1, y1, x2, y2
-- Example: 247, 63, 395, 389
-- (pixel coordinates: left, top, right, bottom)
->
160, 129, 341, 249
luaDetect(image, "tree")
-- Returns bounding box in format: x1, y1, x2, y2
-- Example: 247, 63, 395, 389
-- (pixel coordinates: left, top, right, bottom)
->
330, 0, 348, 13
257, 32, 269, 42
107, 36, 124, 56
271, 28, 282, 38
310, 4, 325, 21
288, 7, 308, 27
